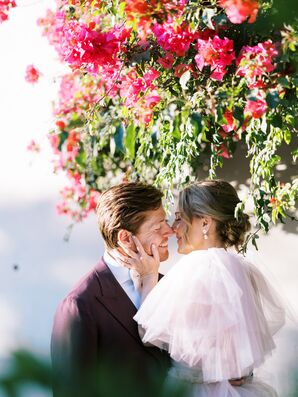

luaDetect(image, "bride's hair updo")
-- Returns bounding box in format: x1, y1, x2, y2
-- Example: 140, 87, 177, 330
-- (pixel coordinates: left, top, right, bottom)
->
179, 179, 251, 250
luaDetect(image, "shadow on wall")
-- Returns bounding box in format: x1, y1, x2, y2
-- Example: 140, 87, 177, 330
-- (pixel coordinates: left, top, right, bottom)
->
195, 139, 298, 235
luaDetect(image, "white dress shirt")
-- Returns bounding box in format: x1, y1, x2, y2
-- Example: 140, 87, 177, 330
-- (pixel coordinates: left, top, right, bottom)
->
103, 251, 141, 309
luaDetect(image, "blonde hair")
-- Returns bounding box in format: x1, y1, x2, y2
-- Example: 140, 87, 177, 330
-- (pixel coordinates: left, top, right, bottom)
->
179, 179, 251, 250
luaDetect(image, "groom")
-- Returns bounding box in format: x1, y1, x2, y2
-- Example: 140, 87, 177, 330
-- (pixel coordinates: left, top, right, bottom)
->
51, 182, 173, 397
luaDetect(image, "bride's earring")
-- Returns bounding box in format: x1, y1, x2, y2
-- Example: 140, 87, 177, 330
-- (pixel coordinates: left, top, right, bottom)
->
203, 229, 208, 240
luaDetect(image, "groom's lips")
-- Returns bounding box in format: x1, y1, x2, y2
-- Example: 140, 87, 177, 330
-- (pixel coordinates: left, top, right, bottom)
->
159, 241, 168, 248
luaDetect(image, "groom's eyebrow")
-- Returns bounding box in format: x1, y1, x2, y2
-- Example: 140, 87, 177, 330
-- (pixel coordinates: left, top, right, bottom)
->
148, 217, 165, 226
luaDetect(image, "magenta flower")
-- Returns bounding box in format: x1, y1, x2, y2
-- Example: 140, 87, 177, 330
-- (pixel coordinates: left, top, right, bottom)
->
153, 21, 195, 57
222, 109, 237, 133
60, 21, 131, 75
0, 0, 16, 23
219, 0, 259, 24
157, 52, 175, 69
25, 64, 42, 84
195, 36, 235, 80
120, 67, 160, 108
236, 40, 278, 88
245, 94, 267, 119
27, 139, 41, 153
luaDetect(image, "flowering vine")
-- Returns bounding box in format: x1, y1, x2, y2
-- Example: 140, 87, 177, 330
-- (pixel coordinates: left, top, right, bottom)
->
28, 0, 298, 247
0, 0, 16, 23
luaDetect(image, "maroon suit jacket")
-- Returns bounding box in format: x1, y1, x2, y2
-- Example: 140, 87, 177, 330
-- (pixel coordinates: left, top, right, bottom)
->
51, 257, 170, 397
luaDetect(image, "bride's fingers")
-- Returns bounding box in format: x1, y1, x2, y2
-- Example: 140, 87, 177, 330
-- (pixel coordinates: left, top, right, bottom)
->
132, 235, 146, 255
151, 243, 160, 265
113, 250, 130, 263
117, 258, 133, 269
118, 241, 139, 259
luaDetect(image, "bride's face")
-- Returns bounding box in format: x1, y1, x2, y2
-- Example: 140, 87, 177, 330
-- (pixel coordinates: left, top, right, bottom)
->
172, 210, 207, 254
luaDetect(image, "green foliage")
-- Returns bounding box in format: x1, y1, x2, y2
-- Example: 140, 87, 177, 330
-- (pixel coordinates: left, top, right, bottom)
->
42, 0, 298, 247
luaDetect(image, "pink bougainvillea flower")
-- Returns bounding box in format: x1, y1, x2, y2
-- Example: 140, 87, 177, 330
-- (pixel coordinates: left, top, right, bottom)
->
120, 67, 160, 109
157, 52, 175, 69
56, 120, 66, 130
27, 139, 41, 153
217, 143, 230, 158
144, 90, 161, 110
143, 68, 160, 84
219, 0, 259, 24
195, 35, 235, 80
245, 94, 267, 119
60, 21, 131, 75
86, 189, 101, 211
153, 20, 196, 57
0, 0, 16, 23
48, 133, 60, 155
236, 40, 278, 88
38, 10, 67, 61
174, 64, 188, 78
66, 131, 80, 153
222, 109, 237, 132
54, 71, 104, 116
25, 64, 42, 84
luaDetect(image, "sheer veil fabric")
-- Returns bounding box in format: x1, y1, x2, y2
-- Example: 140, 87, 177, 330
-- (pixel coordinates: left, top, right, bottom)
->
134, 248, 285, 397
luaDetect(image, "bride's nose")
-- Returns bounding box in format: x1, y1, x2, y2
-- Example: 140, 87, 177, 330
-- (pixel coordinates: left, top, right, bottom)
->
171, 221, 178, 233
163, 222, 174, 236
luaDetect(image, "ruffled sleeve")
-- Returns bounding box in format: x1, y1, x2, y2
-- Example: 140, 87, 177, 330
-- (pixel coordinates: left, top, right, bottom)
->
133, 249, 285, 383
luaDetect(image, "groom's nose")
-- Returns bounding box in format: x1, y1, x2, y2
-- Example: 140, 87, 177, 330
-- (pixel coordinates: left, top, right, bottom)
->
163, 222, 174, 237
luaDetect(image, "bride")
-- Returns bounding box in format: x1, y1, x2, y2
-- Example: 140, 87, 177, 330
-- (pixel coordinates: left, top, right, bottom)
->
117, 179, 285, 397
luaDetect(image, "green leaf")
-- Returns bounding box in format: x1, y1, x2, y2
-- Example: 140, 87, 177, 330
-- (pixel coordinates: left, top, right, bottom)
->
58, 131, 68, 151
291, 148, 298, 162
266, 91, 279, 109
190, 113, 202, 137
119, 1, 126, 18
68, 115, 84, 129
277, 77, 290, 88
114, 124, 125, 152
284, 129, 292, 144
252, 235, 259, 251
271, 114, 282, 128
233, 106, 244, 125
289, 42, 296, 51
75, 151, 86, 167
125, 124, 136, 159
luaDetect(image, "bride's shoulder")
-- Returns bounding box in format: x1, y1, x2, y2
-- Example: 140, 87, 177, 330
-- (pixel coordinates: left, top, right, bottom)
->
172, 248, 248, 274
176, 248, 229, 268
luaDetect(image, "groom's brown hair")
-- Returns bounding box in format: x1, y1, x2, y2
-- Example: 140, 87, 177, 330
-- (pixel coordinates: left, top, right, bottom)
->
96, 182, 163, 249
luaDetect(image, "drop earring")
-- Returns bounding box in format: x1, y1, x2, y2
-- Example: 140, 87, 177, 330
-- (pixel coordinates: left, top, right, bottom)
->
203, 229, 208, 240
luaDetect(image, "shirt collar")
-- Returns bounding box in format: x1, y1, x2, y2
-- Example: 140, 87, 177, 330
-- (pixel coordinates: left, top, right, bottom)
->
104, 251, 131, 285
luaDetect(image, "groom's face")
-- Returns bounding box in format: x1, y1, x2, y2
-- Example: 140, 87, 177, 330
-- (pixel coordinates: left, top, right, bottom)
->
134, 206, 173, 262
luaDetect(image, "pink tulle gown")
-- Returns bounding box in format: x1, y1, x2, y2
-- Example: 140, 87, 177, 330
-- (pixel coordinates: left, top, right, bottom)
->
134, 248, 285, 397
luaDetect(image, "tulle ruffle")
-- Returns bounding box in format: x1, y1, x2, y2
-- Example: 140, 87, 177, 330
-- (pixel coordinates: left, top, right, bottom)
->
134, 248, 285, 383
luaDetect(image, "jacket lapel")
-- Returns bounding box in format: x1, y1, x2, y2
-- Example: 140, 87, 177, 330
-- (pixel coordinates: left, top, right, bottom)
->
94, 258, 141, 344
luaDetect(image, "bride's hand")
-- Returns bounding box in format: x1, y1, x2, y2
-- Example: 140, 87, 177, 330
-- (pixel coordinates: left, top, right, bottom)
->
115, 236, 160, 277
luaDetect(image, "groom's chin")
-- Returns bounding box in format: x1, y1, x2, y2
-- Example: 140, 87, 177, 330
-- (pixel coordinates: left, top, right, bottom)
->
159, 249, 169, 262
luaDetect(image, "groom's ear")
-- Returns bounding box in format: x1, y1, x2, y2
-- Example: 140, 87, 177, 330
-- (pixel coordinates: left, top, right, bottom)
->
117, 229, 135, 250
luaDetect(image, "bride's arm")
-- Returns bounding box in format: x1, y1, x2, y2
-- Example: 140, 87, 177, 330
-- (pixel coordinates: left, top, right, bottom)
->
140, 272, 159, 303
137, 273, 159, 344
